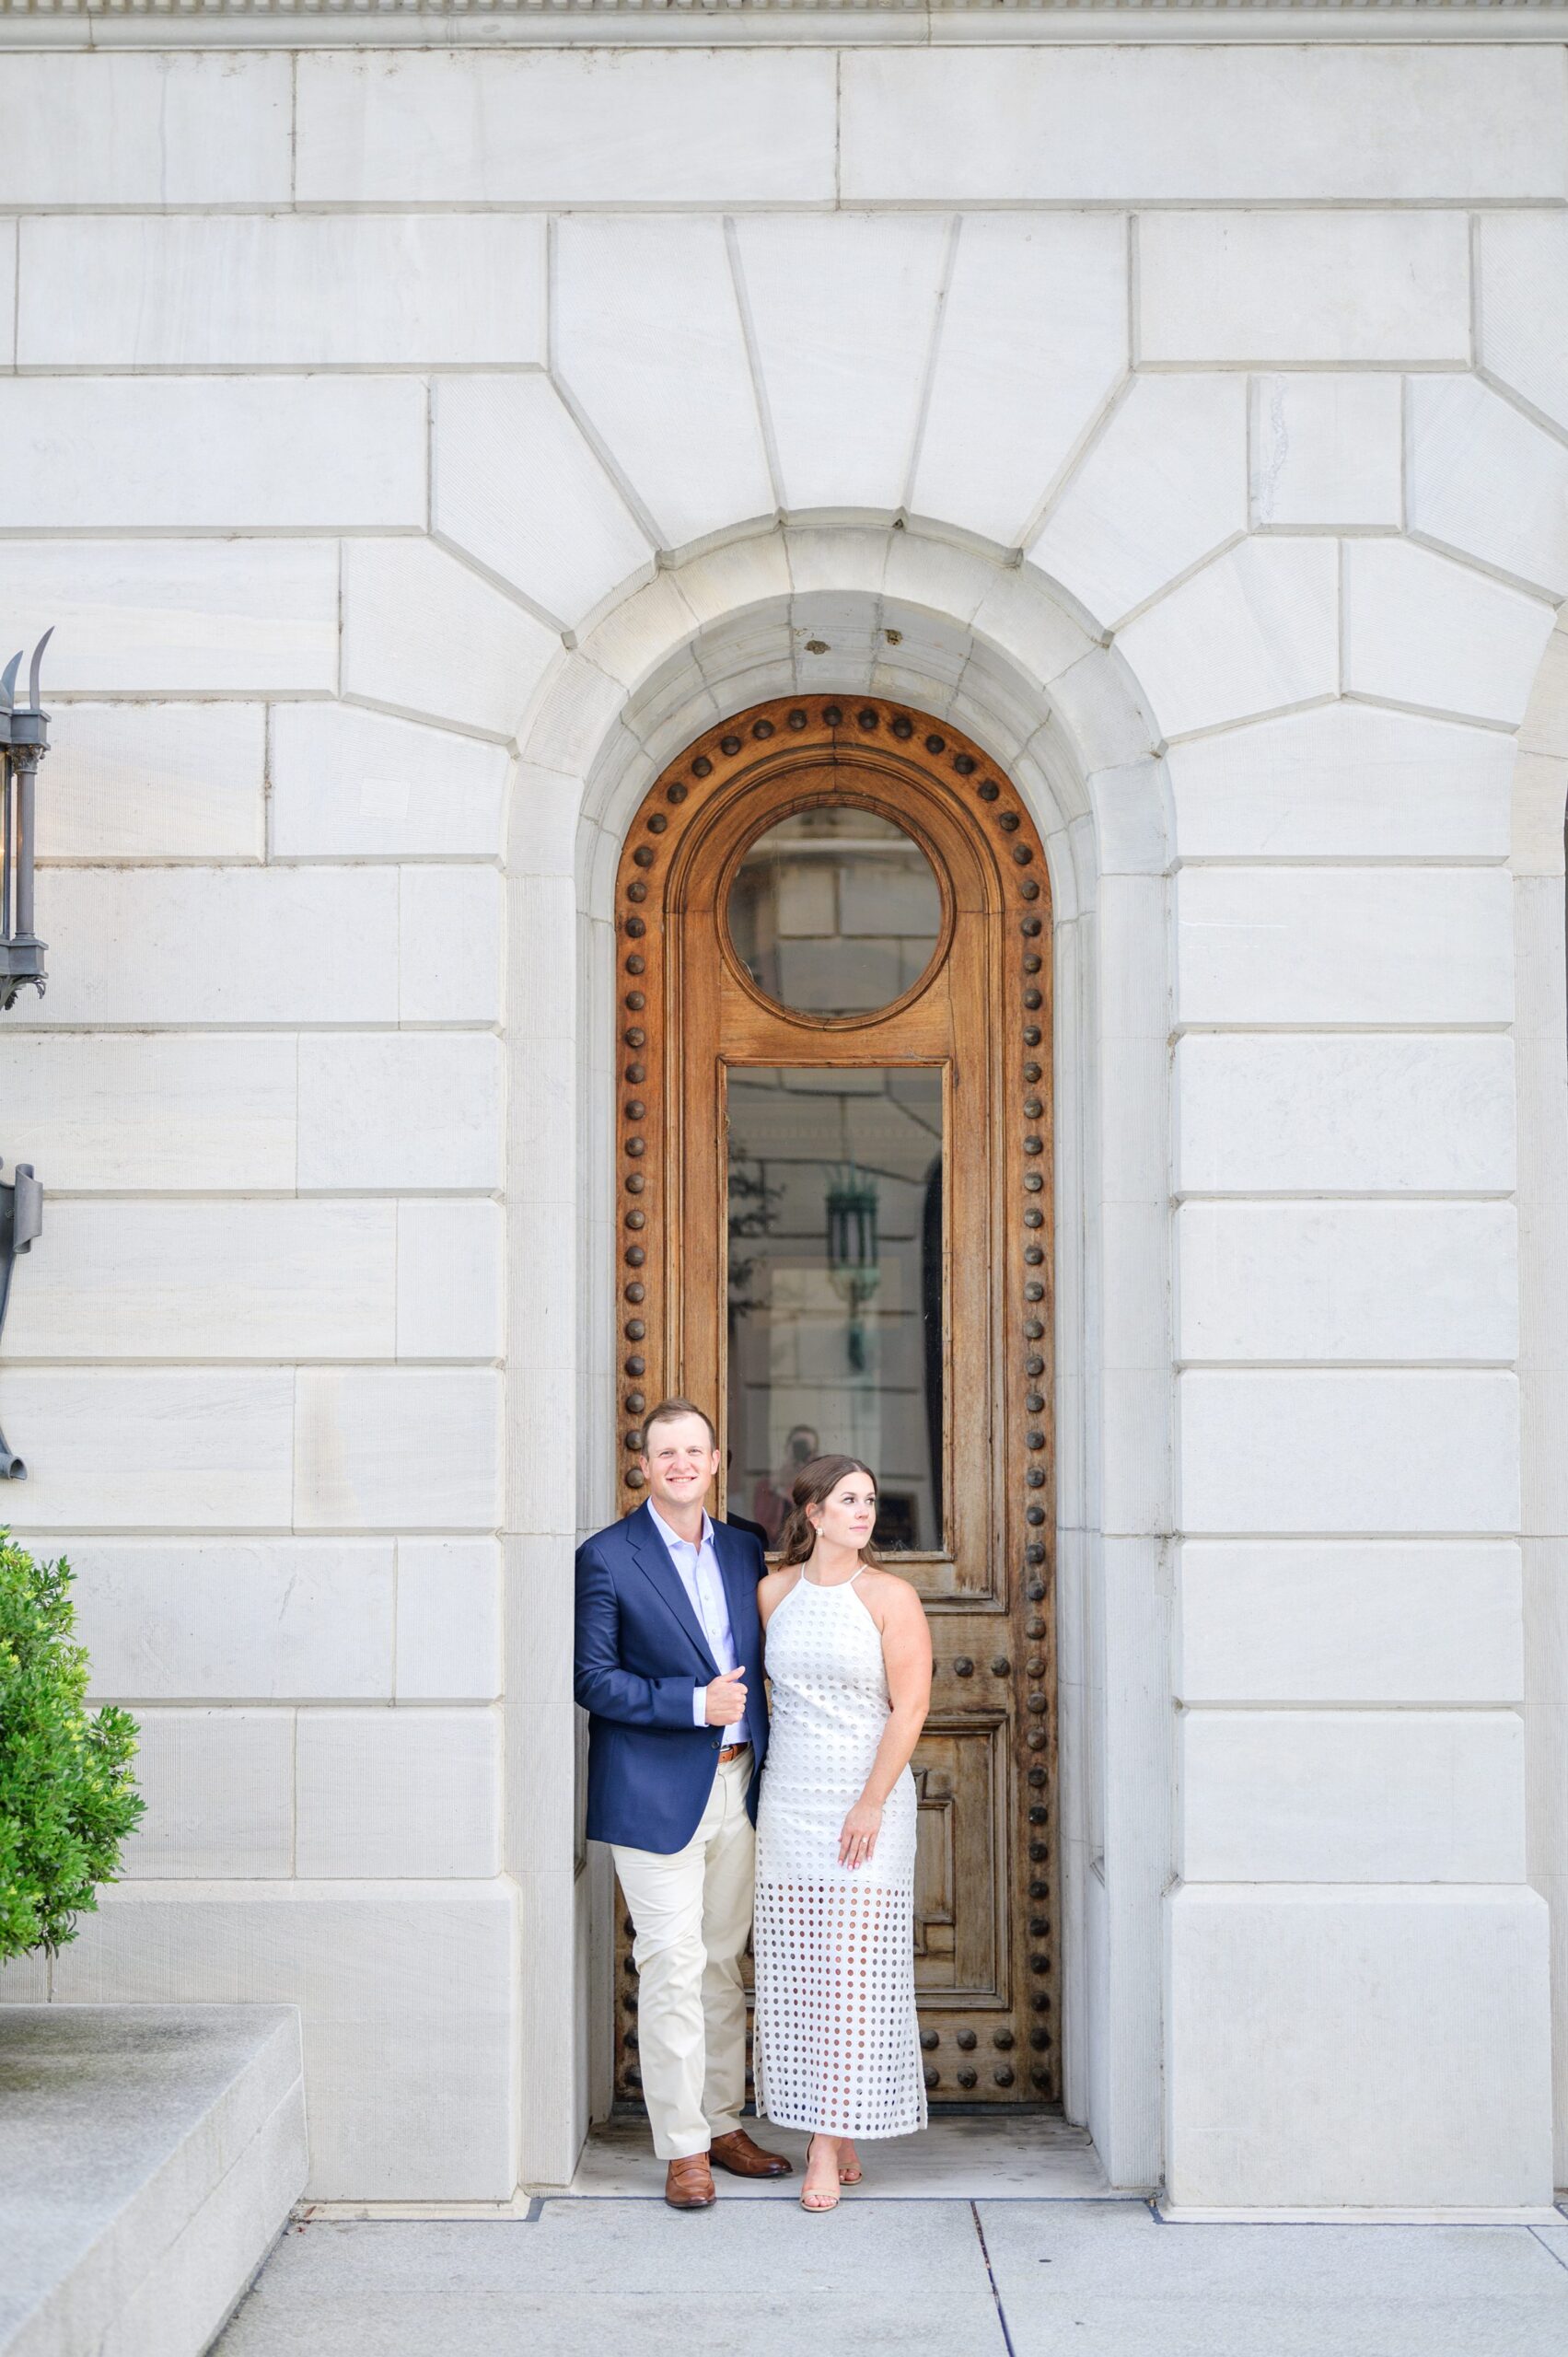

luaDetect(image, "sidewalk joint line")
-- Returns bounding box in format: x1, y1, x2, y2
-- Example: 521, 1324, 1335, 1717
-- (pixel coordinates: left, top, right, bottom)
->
970, 2199, 1019, 2357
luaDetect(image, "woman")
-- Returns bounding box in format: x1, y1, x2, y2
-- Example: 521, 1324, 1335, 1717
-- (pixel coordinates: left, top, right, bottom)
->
751, 1454, 933, 2212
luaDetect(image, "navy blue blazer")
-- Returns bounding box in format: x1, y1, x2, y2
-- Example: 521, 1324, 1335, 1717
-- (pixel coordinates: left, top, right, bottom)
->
574, 1502, 769, 1854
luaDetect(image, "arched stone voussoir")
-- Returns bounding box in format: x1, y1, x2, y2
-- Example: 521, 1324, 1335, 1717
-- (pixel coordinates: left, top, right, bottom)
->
513, 522, 1169, 892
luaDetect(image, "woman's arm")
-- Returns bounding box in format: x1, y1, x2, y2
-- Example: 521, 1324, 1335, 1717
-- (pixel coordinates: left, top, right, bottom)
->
840, 1578, 933, 1866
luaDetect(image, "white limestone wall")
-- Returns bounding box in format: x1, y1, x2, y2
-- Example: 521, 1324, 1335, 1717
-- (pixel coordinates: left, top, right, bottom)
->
0, 35, 1562, 2208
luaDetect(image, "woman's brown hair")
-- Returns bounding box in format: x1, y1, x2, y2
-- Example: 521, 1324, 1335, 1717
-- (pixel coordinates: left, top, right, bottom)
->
776, 1454, 883, 1571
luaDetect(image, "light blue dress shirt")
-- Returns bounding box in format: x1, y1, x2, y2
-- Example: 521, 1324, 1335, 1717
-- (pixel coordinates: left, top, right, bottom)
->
647, 1501, 753, 1748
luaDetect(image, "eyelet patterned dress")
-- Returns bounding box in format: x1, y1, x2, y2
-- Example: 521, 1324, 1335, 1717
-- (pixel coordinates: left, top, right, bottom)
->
752, 1569, 926, 2141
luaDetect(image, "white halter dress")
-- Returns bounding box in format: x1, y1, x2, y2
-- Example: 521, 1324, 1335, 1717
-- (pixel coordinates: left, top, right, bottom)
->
752, 1569, 927, 2140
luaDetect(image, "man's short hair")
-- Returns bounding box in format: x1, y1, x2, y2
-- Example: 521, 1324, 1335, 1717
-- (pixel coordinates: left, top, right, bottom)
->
640, 1398, 718, 1451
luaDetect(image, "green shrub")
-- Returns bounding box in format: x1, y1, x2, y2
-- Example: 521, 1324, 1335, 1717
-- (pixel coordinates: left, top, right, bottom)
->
0, 1534, 144, 1964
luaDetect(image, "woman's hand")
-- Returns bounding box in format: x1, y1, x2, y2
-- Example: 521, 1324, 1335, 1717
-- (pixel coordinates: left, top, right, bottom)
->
839, 1796, 883, 1869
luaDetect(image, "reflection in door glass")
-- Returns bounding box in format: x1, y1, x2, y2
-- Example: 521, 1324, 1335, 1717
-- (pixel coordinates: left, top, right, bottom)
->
727, 807, 943, 1018
726, 1066, 944, 1554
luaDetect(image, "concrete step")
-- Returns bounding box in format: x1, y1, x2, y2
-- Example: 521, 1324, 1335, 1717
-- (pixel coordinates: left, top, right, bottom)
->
0, 2004, 306, 2357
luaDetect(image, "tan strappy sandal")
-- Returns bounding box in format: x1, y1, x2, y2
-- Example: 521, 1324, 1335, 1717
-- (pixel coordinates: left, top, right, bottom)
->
799, 2136, 841, 2213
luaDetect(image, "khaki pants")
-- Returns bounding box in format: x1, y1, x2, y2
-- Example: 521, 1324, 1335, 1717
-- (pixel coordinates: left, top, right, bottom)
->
611, 1750, 755, 2161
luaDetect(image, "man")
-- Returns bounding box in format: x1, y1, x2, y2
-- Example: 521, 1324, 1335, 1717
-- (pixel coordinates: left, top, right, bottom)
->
575, 1398, 793, 2210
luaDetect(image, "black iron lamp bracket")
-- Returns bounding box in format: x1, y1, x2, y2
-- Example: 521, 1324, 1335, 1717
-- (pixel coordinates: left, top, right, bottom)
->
0, 1159, 41, 1480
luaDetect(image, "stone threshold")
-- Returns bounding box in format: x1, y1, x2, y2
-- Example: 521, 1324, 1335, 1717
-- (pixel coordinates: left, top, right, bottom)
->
1159, 2200, 1568, 2226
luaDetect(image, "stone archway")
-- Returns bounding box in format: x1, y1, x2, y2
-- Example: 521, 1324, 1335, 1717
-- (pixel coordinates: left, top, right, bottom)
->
501, 523, 1177, 2191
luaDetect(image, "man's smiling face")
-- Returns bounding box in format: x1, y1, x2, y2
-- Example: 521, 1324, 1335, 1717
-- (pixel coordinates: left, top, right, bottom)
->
641, 1411, 721, 1515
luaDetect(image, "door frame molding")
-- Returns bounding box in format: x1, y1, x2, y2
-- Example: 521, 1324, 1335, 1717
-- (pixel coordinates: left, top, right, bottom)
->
608, 693, 1060, 2105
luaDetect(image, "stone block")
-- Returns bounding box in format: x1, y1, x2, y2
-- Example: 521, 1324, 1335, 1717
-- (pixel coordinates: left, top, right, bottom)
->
296, 51, 836, 205
1175, 1033, 1516, 1196
396, 1201, 503, 1364
1032, 375, 1247, 630
0, 377, 425, 533
296, 1032, 503, 1192
0, 540, 339, 697
1478, 210, 1568, 435
1180, 1709, 1526, 1883
912, 214, 1128, 549
1176, 866, 1514, 1026
840, 49, 1566, 203
5, 1200, 398, 1364
1047, 644, 1160, 773
0, 2004, 305, 2357
1179, 1369, 1520, 1536
553, 215, 774, 552
0, 54, 291, 206
432, 376, 652, 631
396, 1540, 503, 1702
1166, 1885, 1552, 2208
270, 703, 508, 864
295, 1708, 501, 1878
66, 1539, 396, 1704
1177, 1539, 1524, 1705
46, 1883, 518, 2200
398, 866, 502, 1025
731, 215, 948, 515
341, 539, 558, 742
1409, 375, 1568, 599
29, 866, 400, 1028
1167, 701, 1512, 861
0, 1370, 294, 1533
20, 214, 546, 369
124, 1710, 295, 1880
1512, 749, 1568, 881
104, 2067, 305, 2357
37, 702, 264, 865
294, 1368, 501, 1532
1177, 1201, 1517, 1364
0, 1032, 298, 1193
1342, 538, 1556, 726
1250, 375, 1404, 528
1140, 212, 1469, 366
502, 1534, 575, 1713
1118, 539, 1337, 739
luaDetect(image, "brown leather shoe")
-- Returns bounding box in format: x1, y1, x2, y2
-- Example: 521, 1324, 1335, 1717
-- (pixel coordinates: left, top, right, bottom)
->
709, 2129, 794, 2179
664, 2154, 716, 2210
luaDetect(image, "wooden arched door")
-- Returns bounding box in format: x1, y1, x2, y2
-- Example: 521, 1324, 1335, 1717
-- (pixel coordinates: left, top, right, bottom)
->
612, 695, 1057, 2107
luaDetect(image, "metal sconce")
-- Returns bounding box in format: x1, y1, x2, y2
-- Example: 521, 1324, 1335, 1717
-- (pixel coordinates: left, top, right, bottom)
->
1, 631, 53, 1008
0, 630, 53, 1479
0, 1162, 41, 1480
826, 1162, 880, 1374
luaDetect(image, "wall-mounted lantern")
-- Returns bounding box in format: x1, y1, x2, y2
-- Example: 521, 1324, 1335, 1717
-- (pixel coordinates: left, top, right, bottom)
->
1, 631, 53, 1480
1, 631, 53, 1009
0, 1161, 41, 1480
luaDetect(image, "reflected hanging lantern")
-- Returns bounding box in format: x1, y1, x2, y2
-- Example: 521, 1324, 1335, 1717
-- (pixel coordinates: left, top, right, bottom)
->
825, 1161, 881, 1373
0, 632, 53, 1010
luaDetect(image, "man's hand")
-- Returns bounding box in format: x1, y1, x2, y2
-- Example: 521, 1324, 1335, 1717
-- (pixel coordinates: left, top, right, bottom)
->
704, 1666, 748, 1726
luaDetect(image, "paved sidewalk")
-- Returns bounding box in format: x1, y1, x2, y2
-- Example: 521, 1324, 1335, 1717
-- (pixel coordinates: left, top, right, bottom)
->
220, 2167, 1568, 2357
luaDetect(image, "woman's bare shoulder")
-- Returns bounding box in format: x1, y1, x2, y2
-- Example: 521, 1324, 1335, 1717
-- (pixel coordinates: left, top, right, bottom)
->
858, 1564, 928, 1621
757, 1564, 799, 1623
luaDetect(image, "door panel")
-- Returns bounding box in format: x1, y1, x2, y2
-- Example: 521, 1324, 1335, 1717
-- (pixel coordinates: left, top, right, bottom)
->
610, 697, 1057, 2107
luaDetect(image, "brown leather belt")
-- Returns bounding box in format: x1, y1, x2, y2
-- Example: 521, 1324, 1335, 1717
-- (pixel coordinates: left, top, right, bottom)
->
717, 1743, 751, 1763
